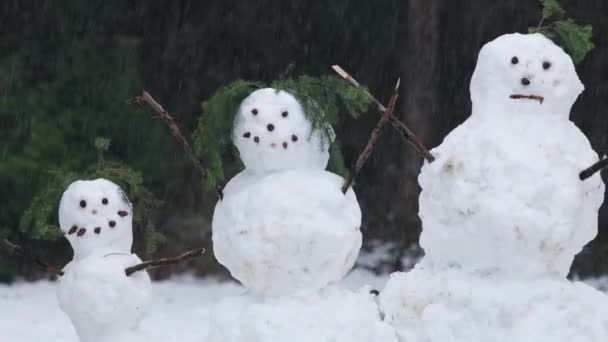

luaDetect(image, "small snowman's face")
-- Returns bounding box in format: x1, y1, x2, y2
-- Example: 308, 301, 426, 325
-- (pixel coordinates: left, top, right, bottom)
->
59, 179, 133, 260
233, 88, 329, 172
470, 33, 583, 118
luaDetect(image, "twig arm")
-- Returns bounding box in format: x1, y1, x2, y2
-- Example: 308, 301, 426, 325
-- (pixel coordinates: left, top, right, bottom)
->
332, 65, 435, 163
129, 91, 208, 178
342, 79, 401, 193
125, 247, 206, 276
3, 239, 64, 277
580, 158, 608, 180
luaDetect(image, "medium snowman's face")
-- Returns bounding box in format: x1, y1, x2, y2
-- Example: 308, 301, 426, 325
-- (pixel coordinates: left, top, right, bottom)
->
59, 179, 133, 260
470, 33, 583, 119
233, 88, 329, 172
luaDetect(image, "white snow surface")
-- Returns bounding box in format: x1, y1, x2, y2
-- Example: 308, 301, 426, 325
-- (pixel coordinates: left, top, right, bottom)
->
381, 268, 608, 342
380, 33, 608, 342
208, 286, 396, 342
233, 88, 331, 172
418, 33, 604, 278
0, 269, 388, 342
213, 169, 362, 296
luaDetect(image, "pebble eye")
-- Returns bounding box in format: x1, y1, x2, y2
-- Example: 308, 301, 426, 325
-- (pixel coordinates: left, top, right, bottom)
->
511, 56, 519, 65
291, 134, 298, 142
281, 111, 288, 118
251, 108, 258, 116
101, 198, 108, 205
243, 132, 251, 138
79, 200, 87, 208
543, 61, 552, 70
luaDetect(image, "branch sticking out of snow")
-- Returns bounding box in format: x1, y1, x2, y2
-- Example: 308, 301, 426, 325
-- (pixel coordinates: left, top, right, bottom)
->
342, 79, 401, 193
3, 239, 64, 277
125, 247, 206, 276
580, 158, 608, 180
331, 65, 435, 163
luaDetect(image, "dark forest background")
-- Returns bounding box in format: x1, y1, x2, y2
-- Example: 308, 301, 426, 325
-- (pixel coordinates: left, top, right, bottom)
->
1, 0, 607, 282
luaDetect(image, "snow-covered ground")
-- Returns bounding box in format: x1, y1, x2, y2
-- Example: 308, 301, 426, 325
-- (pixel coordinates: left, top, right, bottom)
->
0, 269, 388, 342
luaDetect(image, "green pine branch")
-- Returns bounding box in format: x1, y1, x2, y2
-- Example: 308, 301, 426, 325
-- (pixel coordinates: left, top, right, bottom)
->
530, 0, 594, 64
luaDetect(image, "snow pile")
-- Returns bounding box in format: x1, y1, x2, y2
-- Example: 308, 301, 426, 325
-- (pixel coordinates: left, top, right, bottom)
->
57, 179, 151, 342
381, 33, 608, 342
382, 269, 608, 342
208, 286, 396, 342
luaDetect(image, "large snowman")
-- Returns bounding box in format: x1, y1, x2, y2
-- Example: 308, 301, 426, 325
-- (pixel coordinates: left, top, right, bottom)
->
209, 88, 395, 341
380, 33, 608, 342
57, 179, 151, 342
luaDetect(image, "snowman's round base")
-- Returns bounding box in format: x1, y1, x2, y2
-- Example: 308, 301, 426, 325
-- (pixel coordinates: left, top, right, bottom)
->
380, 266, 608, 342
213, 169, 362, 296
58, 252, 151, 342
207, 286, 397, 342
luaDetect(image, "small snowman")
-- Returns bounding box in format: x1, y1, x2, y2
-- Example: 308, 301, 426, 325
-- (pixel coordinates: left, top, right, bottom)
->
380, 33, 608, 342
57, 178, 151, 342
213, 87, 363, 296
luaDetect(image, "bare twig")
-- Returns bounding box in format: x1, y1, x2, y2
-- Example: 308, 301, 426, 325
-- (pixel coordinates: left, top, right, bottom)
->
129, 91, 208, 178
580, 158, 608, 180
342, 79, 401, 193
125, 247, 206, 276
332, 65, 435, 163
3, 239, 64, 277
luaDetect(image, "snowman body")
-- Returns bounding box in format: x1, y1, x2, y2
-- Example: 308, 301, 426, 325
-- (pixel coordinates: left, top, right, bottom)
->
380, 33, 608, 342
56, 179, 151, 342
213, 169, 362, 296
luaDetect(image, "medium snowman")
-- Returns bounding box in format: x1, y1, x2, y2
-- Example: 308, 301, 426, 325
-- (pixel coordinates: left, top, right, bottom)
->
380, 33, 608, 342
212, 88, 362, 296
57, 178, 151, 342
209, 87, 395, 342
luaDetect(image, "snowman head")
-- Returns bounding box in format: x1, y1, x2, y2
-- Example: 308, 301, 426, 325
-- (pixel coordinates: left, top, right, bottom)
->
233, 88, 331, 172
470, 33, 584, 119
59, 178, 133, 260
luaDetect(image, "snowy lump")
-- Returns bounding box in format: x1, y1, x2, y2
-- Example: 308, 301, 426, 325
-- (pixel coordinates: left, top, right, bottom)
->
212, 169, 362, 296
57, 179, 151, 342
233, 88, 332, 172
208, 286, 397, 342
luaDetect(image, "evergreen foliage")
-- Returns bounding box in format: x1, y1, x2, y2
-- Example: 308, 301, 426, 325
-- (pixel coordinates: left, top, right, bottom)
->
17, 138, 164, 253
531, 0, 594, 64
193, 75, 372, 190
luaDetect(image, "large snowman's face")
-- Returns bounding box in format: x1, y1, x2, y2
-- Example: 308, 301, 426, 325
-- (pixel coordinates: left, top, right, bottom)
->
59, 179, 133, 260
470, 33, 583, 119
233, 88, 330, 172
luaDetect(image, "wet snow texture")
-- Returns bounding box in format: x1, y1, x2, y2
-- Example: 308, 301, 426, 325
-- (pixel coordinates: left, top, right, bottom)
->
208, 286, 396, 342
0, 270, 387, 342
213, 169, 362, 296
381, 33, 608, 342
